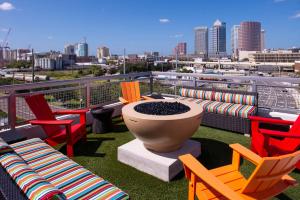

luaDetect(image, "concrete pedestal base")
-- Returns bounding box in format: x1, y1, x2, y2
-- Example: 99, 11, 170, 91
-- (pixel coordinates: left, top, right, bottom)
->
117, 139, 201, 182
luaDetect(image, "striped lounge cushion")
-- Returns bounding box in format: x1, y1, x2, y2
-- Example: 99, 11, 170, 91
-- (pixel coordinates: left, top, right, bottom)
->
0, 152, 66, 200
11, 138, 129, 200
179, 88, 195, 98
222, 93, 255, 106
0, 137, 14, 155
219, 103, 256, 118
202, 102, 256, 118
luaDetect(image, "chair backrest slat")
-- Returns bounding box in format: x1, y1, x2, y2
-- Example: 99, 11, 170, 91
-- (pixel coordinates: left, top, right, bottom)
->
120, 81, 141, 103
242, 151, 300, 194
25, 94, 62, 137
284, 115, 300, 150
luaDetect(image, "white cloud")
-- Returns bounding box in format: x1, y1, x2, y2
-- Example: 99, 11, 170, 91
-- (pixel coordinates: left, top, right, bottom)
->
170, 34, 184, 38
159, 18, 170, 24
274, 0, 286, 2
47, 36, 53, 40
0, 2, 15, 11
1, 28, 8, 32
291, 11, 300, 19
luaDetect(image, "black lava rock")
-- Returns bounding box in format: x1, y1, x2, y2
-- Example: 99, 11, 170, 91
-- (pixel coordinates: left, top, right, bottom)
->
134, 101, 190, 115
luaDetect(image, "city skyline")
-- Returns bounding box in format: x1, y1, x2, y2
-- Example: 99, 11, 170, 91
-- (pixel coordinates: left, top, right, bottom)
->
0, 0, 299, 55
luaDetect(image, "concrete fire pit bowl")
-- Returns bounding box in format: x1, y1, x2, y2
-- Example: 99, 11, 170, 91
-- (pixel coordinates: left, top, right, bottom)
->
122, 99, 203, 152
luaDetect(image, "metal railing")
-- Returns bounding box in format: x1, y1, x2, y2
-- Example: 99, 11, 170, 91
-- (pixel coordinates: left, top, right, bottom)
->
151, 72, 300, 114
0, 72, 151, 131
0, 71, 300, 131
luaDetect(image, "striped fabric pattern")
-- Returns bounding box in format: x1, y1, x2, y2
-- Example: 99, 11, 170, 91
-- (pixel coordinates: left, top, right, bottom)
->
195, 90, 205, 99
11, 138, 129, 200
0, 137, 14, 155
178, 88, 256, 118
222, 93, 234, 103
0, 152, 66, 200
215, 102, 234, 116
203, 91, 213, 100
213, 92, 223, 102
243, 95, 255, 106
197, 100, 213, 109
179, 88, 195, 98
205, 101, 223, 113
226, 104, 256, 118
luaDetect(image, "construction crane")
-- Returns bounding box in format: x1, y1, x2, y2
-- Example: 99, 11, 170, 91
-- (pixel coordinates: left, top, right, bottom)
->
1, 28, 11, 49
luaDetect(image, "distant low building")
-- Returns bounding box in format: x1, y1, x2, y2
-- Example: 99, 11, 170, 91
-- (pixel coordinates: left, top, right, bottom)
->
249, 50, 300, 63
34, 51, 63, 70
238, 50, 257, 61
295, 61, 300, 73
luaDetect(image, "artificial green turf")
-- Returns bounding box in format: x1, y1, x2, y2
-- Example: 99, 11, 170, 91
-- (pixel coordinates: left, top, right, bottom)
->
61, 119, 300, 200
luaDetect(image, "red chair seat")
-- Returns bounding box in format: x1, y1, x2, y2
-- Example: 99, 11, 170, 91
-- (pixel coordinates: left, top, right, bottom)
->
45, 123, 85, 145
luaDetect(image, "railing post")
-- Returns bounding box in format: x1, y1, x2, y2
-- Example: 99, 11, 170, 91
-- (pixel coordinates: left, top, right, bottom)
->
85, 83, 91, 109
150, 75, 153, 94
193, 77, 197, 88
251, 80, 257, 93
8, 91, 16, 131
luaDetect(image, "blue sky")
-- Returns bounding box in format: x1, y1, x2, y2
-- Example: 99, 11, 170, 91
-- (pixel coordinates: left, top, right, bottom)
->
0, 0, 300, 55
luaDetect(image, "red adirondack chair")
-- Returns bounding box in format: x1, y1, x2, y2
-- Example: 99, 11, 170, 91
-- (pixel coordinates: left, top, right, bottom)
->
25, 94, 88, 157
249, 115, 300, 169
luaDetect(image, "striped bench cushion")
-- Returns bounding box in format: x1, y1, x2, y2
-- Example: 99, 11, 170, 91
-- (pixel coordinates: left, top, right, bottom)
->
219, 103, 256, 118
179, 88, 214, 100
0, 152, 66, 200
179, 88, 256, 106
11, 138, 129, 200
196, 101, 255, 118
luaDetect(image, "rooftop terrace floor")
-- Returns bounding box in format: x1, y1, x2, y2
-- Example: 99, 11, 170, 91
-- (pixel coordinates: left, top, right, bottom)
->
56, 118, 300, 200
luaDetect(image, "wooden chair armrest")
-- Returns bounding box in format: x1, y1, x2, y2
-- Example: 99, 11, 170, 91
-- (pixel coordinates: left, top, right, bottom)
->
119, 97, 129, 104
259, 129, 300, 138
53, 109, 88, 115
141, 96, 154, 100
249, 116, 294, 125
30, 119, 73, 126
230, 143, 262, 165
179, 154, 245, 200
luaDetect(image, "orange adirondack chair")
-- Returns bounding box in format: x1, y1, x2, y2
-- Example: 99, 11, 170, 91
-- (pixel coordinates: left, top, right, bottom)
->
119, 81, 153, 105
25, 94, 88, 157
179, 143, 300, 200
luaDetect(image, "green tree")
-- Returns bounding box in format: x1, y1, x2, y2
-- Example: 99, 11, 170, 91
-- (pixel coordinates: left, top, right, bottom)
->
90, 65, 105, 77
7, 61, 32, 69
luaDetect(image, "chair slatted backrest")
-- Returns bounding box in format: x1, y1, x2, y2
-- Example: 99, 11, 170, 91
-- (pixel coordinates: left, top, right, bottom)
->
286, 115, 300, 149
25, 94, 62, 137
120, 81, 141, 103
242, 150, 300, 194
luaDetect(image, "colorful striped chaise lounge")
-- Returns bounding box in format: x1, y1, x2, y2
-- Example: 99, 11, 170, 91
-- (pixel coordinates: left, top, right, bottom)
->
0, 137, 129, 200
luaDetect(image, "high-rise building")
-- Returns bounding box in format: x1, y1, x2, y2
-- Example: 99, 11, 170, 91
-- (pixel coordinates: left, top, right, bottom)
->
194, 26, 208, 57
64, 44, 75, 55
174, 42, 187, 56
75, 42, 88, 57
231, 25, 240, 59
238, 21, 261, 51
261, 29, 265, 51
97, 46, 110, 59
209, 20, 226, 58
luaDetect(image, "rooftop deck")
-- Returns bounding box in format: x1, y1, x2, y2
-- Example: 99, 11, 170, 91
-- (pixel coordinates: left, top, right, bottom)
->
0, 72, 299, 199
69, 121, 299, 200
